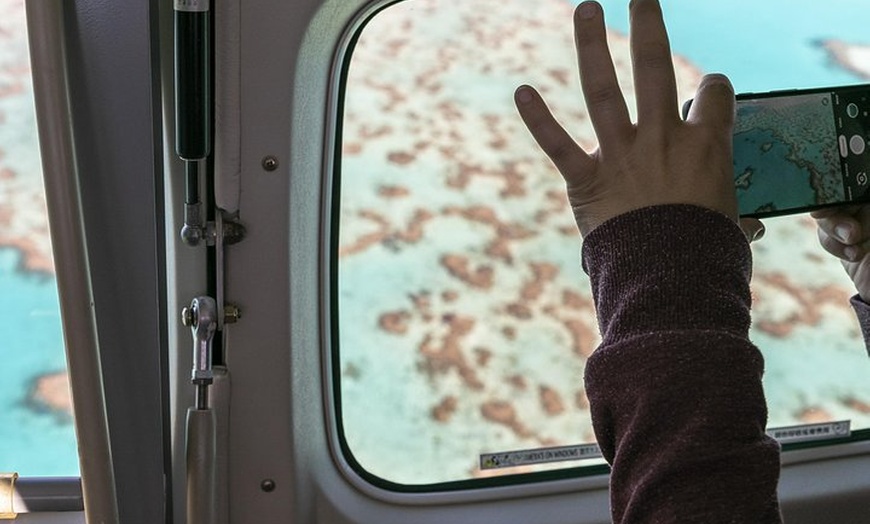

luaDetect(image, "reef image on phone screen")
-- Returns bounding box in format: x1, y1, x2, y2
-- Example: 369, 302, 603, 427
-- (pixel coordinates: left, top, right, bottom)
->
733, 88, 870, 217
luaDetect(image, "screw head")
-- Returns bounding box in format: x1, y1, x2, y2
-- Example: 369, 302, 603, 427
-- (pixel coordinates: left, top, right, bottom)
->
261, 156, 278, 171
260, 479, 276, 492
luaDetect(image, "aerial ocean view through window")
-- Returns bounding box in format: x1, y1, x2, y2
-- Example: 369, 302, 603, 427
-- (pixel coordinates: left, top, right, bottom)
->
0, 0, 79, 476
2, 0, 870, 481
338, 0, 870, 484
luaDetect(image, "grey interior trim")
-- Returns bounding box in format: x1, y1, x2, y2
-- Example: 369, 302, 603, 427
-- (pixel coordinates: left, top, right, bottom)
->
49, 0, 169, 522
24, 2, 118, 522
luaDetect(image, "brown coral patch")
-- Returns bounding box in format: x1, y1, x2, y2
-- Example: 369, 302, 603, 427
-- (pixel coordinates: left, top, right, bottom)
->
432, 396, 458, 422
474, 347, 492, 367
753, 273, 852, 338
797, 407, 834, 424
480, 400, 533, 438
387, 151, 416, 165
441, 290, 459, 303
506, 374, 527, 390
562, 289, 593, 310
501, 325, 517, 340
561, 318, 598, 358
520, 262, 559, 301
440, 254, 494, 289
393, 208, 434, 243
418, 314, 484, 390
505, 302, 532, 320
343, 142, 363, 155
843, 397, 870, 413
339, 210, 391, 257
539, 385, 565, 416
378, 185, 411, 198
27, 371, 72, 421
378, 310, 411, 335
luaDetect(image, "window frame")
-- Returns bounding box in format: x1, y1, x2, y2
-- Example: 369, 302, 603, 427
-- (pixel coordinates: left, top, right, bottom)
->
322, 0, 870, 500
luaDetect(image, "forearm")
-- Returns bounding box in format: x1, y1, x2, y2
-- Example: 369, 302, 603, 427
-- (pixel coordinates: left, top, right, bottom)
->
582, 204, 781, 523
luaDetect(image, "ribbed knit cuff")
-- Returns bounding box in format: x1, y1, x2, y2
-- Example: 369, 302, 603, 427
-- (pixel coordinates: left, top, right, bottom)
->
581, 204, 753, 342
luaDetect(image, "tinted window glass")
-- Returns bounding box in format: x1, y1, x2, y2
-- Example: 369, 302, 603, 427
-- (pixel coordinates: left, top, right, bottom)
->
0, 0, 79, 476
336, 0, 870, 487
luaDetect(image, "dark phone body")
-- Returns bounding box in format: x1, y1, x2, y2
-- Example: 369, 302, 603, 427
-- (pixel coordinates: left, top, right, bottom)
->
682, 84, 870, 218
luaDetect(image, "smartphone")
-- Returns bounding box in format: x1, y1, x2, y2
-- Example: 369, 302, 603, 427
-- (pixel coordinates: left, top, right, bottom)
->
682, 84, 870, 218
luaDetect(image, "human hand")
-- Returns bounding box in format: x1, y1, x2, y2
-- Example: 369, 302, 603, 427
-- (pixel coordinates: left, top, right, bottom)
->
811, 206, 870, 302
514, 0, 743, 237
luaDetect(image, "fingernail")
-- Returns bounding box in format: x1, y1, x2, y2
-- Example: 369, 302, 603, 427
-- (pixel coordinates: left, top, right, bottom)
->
578, 1, 598, 19
835, 224, 852, 243
516, 86, 533, 104
702, 73, 734, 94
752, 226, 766, 242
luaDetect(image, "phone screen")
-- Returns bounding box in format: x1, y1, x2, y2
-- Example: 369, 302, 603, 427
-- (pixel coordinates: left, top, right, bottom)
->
733, 86, 870, 217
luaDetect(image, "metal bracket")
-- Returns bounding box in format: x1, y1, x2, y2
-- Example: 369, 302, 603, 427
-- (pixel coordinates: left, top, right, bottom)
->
182, 296, 217, 409
181, 212, 246, 248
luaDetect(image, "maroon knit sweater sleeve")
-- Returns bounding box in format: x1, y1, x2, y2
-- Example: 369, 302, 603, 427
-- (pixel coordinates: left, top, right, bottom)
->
581, 204, 782, 524
850, 296, 870, 356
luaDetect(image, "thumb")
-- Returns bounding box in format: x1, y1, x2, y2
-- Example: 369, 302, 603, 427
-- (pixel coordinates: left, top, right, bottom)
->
739, 217, 765, 243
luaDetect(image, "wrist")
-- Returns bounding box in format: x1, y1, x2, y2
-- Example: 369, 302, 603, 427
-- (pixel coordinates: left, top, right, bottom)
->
582, 204, 752, 341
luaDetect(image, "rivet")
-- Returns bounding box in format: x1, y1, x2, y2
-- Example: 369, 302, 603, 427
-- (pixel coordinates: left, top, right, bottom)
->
260, 479, 276, 492
261, 156, 278, 171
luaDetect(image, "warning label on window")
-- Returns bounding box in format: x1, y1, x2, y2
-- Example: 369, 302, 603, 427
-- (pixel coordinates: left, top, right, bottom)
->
480, 421, 851, 470
766, 420, 851, 445
480, 443, 602, 470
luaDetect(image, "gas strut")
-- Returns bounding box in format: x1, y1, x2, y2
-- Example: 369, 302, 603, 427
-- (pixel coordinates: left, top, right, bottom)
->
175, 2, 216, 523
174, 0, 211, 245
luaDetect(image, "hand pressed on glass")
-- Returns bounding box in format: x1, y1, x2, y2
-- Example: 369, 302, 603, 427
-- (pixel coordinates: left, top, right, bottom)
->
514, 0, 761, 239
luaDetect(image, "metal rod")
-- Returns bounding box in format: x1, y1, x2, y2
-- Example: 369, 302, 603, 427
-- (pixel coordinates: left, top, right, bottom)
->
195, 384, 210, 410
185, 160, 200, 205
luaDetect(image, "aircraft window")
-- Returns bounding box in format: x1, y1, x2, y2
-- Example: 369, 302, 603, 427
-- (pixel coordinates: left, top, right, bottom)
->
0, 0, 79, 476
334, 0, 870, 488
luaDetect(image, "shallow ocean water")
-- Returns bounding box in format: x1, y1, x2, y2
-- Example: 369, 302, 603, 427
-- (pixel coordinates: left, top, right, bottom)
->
337, 0, 870, 485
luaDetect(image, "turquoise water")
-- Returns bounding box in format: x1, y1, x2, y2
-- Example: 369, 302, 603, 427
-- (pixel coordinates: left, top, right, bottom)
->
595, 0, 869, 92
0, 0, 80, 476
0, 250, 79, 476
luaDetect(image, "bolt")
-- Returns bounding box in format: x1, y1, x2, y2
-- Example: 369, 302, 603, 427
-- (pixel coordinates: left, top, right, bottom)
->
260, 479, 276, 493
181, 306, 194, 327
261, 156, 278, 171
224, 304, 242, 324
